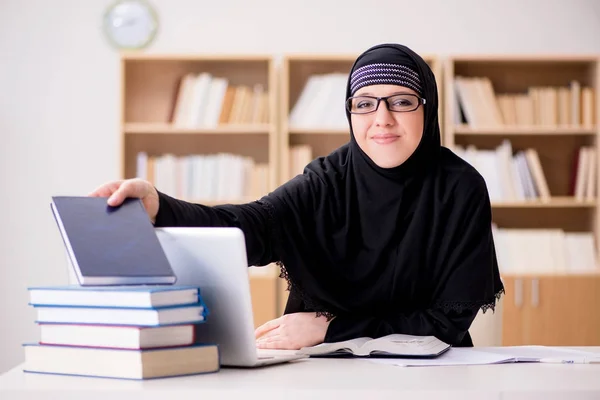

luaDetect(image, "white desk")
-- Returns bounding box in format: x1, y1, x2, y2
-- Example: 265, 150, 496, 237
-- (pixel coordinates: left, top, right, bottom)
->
2, 348, 600, 400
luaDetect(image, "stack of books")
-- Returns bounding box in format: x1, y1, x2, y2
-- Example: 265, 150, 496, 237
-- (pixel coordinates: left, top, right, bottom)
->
22, 285, 220, 379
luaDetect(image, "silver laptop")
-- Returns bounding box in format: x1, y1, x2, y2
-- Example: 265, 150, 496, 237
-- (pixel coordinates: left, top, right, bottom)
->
154, 227, 306, 367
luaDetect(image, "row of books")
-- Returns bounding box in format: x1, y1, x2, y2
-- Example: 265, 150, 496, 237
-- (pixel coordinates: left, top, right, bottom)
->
171, 72, 270, 128
453, 141, 597, 202
23, 285, 219, 380
454, 77, 594, 128
492, 226, 599, 274
136, 152, 270, 202
289, 73, 348, 129
289, 145, 313, 177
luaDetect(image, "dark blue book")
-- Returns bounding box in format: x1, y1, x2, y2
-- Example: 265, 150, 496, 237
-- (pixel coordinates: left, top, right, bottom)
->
50, 196, 176, 286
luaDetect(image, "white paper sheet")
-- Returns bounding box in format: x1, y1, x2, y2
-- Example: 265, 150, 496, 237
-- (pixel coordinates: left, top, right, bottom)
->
479, 346, 600, 361
368, 346, 600, 367
370, 348, 511, 367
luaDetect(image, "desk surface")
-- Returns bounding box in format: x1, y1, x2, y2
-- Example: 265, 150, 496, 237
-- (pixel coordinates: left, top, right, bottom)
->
2, 347, 600, 400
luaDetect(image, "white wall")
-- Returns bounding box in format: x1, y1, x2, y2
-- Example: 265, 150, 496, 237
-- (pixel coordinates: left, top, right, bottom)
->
1, 0, 600, 373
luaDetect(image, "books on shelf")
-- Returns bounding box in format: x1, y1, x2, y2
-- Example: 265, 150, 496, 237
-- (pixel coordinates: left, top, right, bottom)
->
289, 73, 348, 130
171, 72, 269, 128
454, 76, 595, 129
453, 140, 596, 203
23, 285, 219, 379
289, 145, 313, 177
136, 152, 270, 202
298, 334, 450, 358
491, 225, 599, 275
573, 146, 598, 201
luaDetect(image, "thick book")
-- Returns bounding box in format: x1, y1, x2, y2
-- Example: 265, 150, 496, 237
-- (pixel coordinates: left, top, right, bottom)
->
28, 285, 201, 308
38, 323, 195, 349
50, 196, 176, 285
297, 334, 451, 358
23, 343, 219, 379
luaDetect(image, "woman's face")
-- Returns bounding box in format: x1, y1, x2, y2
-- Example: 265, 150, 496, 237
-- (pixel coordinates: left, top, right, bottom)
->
350, 84, 424, 169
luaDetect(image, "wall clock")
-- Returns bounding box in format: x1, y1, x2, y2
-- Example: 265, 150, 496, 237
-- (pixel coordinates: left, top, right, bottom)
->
103, 0, 158, 50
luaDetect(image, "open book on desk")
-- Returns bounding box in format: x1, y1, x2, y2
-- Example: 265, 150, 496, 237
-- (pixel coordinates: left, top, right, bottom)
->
297, 334, 451, 358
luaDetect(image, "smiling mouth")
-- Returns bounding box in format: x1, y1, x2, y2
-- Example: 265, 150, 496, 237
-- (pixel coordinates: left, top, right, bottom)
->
371, 134, 400, 144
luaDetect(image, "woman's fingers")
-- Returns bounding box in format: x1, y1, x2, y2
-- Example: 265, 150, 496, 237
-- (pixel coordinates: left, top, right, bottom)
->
107, 179, 148, 206
254, 317, 281, 339
88, 180, 123, 198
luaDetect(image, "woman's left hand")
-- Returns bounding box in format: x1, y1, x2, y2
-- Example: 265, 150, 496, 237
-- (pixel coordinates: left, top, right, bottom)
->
254, 312, 332, 350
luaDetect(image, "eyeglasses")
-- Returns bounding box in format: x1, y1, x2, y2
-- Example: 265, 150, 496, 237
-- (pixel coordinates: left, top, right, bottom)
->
346, 94, 426, 114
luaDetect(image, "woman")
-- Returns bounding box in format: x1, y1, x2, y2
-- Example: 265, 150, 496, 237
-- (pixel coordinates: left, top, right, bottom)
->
91, 43, 504, 350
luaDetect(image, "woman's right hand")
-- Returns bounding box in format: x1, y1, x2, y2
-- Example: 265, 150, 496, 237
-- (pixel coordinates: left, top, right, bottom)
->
88, 178, 160, 223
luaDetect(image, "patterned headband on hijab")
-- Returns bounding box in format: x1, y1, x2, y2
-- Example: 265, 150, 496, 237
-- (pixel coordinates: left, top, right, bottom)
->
348, 43, 425, 99
350, 62, 423, 96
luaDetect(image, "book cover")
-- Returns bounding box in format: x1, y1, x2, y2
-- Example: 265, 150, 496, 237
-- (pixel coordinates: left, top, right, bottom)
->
50, 196, 176, 285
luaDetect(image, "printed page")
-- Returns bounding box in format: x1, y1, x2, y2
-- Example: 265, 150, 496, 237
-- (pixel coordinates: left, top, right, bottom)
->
362, 334, 449, 356
298, 337, 371, 356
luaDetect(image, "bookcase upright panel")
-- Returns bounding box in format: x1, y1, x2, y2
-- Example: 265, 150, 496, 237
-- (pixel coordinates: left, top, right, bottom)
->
120, 54, 279, 328
444, 55, 600, 346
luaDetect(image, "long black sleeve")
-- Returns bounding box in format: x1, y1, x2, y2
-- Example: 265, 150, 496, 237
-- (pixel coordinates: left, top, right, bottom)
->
154, 191, 277, 267
324, 307, 477, 346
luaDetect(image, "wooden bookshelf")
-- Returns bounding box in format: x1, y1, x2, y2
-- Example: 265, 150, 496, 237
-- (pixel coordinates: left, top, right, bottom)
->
118, 52, 600, 344
124, 122, 272, 135
120, 53, 278, 192
120, 53, 280, 328
444, 55, 600, 346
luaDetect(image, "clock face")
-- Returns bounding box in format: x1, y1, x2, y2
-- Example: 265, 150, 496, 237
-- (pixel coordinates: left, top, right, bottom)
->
103, 0, 158, 50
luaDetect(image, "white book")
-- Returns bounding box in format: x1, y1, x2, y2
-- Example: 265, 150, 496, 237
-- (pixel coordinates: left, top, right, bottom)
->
39, 324, 195, 349
136, 152, 148, 180
187, 73, 212, 128
289, 75, 321, 128
202, 77, 228, 128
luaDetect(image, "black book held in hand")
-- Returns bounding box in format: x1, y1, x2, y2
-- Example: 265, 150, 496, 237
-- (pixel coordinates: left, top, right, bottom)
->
50, 196, 176, 286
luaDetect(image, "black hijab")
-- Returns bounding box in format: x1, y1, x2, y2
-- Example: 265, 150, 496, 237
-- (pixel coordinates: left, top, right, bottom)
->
261, 43, 504, 342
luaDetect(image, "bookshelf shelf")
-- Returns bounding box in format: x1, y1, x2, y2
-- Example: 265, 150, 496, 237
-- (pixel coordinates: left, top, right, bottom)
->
288, 128, 349, 135
501, 271, 600, 278
124, 123, 272, 135
491, 197, 596, 208
454, 125, 597, 136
